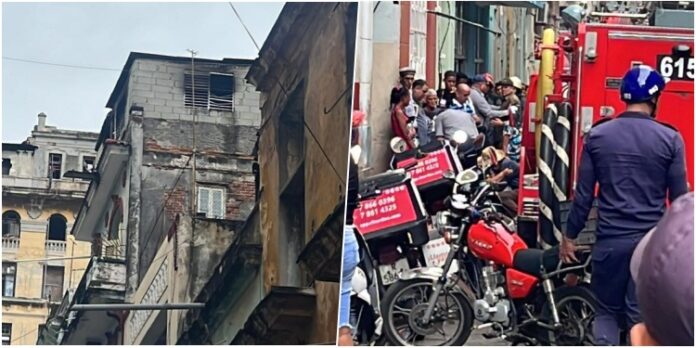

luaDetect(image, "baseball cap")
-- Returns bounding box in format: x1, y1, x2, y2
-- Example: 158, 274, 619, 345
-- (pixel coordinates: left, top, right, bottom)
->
472, 73, 495, 87
498, 78, 514, 87
630, 192, 694, 345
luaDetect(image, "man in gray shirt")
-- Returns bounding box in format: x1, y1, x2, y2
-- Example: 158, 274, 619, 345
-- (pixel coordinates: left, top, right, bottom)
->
470, 74, 511, 148
435, 83, 479, 144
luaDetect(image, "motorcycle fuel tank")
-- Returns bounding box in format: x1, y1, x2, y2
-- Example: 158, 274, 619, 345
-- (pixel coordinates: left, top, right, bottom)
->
468, 221, 527, 268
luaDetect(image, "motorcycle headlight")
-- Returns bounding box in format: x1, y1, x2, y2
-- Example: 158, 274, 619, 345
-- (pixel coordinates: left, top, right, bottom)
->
433, 211, 450, 232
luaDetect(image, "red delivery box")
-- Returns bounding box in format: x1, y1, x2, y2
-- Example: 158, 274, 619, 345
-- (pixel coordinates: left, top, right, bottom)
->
353, 170, 430, 246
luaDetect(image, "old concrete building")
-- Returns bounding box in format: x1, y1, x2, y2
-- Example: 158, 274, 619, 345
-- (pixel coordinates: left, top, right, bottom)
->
176, 2, 357, 344
2, 114, 96, 345
37, 52, 261, 345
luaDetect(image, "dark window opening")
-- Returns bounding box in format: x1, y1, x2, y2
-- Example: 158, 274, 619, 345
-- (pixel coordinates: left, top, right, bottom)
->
2, 211, 20, 238
48, 153, 62, 179
83, 156, 96, 173
47, 214, 67, 241
209, 73, 235, 111
2, 263, 16, 298
42, 266, 64, 302
2, 323, 11, 345
2, 159, 11, 176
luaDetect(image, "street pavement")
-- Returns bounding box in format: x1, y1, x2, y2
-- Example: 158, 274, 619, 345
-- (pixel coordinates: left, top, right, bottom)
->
465, 328, 509, 346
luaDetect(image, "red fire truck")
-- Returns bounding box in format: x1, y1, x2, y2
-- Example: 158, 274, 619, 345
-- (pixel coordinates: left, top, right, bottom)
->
517, 8, 694, 246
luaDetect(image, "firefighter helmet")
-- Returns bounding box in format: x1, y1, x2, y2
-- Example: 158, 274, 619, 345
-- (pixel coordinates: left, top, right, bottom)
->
620, 65, 666, 104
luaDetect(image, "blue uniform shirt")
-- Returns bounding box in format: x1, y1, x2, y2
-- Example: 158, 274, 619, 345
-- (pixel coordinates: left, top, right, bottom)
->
566, 111, 688, 240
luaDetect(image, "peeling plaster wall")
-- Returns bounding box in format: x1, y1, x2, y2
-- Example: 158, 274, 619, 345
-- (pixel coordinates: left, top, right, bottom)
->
254, 2, 355, 344
118, 59, 260, 283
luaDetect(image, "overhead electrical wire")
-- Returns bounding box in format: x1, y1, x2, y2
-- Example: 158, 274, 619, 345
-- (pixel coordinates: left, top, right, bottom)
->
3, 56, 121, 72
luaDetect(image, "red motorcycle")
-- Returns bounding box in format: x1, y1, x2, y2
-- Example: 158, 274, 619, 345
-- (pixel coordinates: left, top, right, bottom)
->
381, 168, 597, 346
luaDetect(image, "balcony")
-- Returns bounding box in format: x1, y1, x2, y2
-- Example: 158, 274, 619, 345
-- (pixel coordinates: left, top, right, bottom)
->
37, 256, 126, 344
73, 142, 129, 242
45, 240, 66, 254
2, 176, 90, 198
2, 237, 20, 251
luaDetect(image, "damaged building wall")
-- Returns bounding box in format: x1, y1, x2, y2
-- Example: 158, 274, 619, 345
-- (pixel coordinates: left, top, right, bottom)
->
246, 2, 356, 344
105, 54, 261, 345
112, 57, 259, 285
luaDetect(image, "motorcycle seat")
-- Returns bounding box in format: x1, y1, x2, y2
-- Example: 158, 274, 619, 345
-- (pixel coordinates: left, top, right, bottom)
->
512, 247, 561, 278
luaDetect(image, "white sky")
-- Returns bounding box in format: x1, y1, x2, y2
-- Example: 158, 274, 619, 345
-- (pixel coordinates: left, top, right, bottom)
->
2, 2, 284, 142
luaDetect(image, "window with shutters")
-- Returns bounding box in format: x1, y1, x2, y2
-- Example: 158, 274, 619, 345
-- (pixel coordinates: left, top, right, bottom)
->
184, 72, 235, 112
42, 266, 64, 302
2, 323, 10, 345
197, 186, 225, 219
2, 263, 16, 297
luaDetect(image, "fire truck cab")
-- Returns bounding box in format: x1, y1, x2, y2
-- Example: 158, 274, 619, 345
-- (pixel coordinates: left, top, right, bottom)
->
517, 6, 694, 247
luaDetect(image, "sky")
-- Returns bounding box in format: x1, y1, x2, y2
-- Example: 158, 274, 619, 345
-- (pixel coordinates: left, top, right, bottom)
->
2, 2, 284, 143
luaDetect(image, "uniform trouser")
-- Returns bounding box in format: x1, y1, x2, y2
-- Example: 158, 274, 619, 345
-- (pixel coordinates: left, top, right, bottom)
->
591, 235, 644, 345
339, 225, 360, 330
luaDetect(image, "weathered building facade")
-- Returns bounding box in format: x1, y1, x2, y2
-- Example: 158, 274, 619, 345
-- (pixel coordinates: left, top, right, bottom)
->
176, 2, 357, 344
37, 52, 261, 345
2, 114, 96, 345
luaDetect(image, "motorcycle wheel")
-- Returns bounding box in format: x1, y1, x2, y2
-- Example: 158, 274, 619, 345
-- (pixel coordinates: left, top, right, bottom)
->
382, 279, 473, 346
541, 286, 598, 346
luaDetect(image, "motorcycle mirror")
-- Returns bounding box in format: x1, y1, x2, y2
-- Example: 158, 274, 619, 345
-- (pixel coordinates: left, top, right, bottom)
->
390, 137, 408, 154
350, 145, 362, 164
451, 130, 468, 144
455, 169, 479, 185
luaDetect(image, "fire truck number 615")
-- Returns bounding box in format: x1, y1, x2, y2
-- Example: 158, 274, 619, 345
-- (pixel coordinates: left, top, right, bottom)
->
658, 55, 695, 80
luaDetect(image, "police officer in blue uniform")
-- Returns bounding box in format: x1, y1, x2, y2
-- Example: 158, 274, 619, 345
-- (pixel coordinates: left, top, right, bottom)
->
560, 65, 689, 345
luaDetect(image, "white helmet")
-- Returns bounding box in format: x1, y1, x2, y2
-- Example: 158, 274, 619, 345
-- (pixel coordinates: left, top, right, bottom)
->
509, 76, 524, 90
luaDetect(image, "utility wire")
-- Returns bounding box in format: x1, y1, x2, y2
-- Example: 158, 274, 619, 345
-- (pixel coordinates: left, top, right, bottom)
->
228, 3, 261, 51
228, 2, 347, 183
12, 328, 39, 343
2, 56, 121, 72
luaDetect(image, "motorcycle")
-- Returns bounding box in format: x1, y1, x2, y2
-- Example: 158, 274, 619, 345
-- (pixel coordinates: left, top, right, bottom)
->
381, 168, 597, 346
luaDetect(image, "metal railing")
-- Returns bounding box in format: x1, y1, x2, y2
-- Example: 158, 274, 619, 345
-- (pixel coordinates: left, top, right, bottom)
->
45, 240, 66, 253
2, 237, 20, 250
92, 238, 125, 259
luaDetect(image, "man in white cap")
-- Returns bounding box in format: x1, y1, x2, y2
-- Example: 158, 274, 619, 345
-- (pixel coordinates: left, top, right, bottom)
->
390, 67, 416, 111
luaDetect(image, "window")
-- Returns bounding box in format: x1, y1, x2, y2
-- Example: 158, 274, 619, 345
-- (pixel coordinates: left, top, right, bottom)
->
209, 73, 235, 110
47, 214, 66, 241
2, 323, 10, 345
197, 187, 225, 219
409, 1, 428, 80
184, 72, 235, 111
2, 159, 10, 176
2, 263, 16, 297
42, 266, 64, 302
48, 153, 62, 179
2, 212, 20, 238
82, 156, 95, 172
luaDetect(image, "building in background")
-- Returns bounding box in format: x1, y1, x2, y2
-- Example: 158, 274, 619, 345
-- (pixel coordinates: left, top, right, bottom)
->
177, 2, 357, 344
2, 114, 97, 345
354, 1, 543, 174
37, 52, 261, 345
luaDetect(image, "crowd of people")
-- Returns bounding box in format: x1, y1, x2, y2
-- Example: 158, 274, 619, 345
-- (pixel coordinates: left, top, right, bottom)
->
389, 66, 525, 212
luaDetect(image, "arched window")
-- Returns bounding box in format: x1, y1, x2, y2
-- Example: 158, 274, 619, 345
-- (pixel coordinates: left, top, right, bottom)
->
47, 214, 67, 241
2, 211, 21, 238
